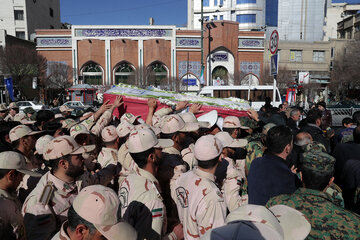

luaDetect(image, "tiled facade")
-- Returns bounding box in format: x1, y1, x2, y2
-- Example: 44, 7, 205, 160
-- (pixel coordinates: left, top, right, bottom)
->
36, 21, 264, 92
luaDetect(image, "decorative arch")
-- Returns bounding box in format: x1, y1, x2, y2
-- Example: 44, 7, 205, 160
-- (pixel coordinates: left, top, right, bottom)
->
145, 61, 169, 89
240, 73, 260, 86
80, 61, 104, 85
113, 61, 136, 85
179, 72, 201, 92
206, 46, 235, 86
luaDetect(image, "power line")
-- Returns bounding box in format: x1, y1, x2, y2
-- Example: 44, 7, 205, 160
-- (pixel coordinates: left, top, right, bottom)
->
62, 0, 183, 17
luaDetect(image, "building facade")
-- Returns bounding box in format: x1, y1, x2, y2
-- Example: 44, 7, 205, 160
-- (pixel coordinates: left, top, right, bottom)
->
337, 12, 360, 40
0, 0, 61, 40
188, 0, 265, 30
36, 22, 265, 93
277, 0, 327, 41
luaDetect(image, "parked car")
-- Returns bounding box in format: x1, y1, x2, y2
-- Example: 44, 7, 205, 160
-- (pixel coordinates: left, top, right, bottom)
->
17, 101, 47, 112
52, 101, 94, 117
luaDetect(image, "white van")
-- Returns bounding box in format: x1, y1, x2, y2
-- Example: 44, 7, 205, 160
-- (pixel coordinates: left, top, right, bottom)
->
199, 85, 282, 110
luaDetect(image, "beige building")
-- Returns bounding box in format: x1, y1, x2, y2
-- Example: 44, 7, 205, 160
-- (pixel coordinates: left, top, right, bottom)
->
264, 39, 347, 97
337, 12, 360, 40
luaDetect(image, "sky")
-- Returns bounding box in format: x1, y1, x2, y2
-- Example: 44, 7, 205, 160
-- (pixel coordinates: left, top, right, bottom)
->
60, 0, 188, 26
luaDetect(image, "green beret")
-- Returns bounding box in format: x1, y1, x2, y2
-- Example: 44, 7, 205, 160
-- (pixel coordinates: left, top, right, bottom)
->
23, 107, 36, 114
301, 151, 335, 174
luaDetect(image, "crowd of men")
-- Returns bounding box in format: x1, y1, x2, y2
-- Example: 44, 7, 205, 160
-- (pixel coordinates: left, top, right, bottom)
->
0, 97, 359, 240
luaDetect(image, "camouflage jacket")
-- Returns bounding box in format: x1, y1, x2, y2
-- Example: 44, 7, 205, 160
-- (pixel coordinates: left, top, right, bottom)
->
266, 188, 360, 240
245, 133, 264, 173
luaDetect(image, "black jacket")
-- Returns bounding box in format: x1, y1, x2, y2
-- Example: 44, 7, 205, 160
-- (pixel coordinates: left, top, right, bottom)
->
300, 124, 330, 153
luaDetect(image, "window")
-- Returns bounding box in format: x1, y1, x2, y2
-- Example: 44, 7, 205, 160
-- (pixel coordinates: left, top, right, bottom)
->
82, 62, 103, 85
220, 0, 223, 6
237, 0, 256, 4
330, 61, 333, 71
114, 62, 135, 84
236, 14, 256, 23
220, 15, 223, 20
331, 47, 335, 59
14, 10, 24, 20
313, 50, 325, 62
204, 16, 210, 21
16, 31, 25, 39
214, 0, 217, 6
290, 50, 302, 62
213, 16, 218, 20
203, 0, 209, 6
49, 8, 54, 17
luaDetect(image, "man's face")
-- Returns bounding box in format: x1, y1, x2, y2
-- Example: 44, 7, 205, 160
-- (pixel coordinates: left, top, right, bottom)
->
23, 135, 36, 151
154, 148, 163, 160
9, 171, 25, 191
292, 112, 301, 121
318, 105, 325, 111
66, 154, 85, 178
225, 147, 236, 159
10, 108, 18, 117
0, 111, 7, 118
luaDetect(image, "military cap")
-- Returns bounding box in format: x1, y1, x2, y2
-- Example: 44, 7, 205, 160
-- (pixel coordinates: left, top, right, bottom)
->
59, 105, 73, 113
160, 114, 199, 134
23, 107, 36, 114
197, 110, 218, 128
209, 204, 311, 240
73, 185, 137, 240
179, 112, 210, 128
9, 125, 43, 142
43, 135, 95, 161
302, 141, 327, 153
8, 102, 19, 109
35, 135, 54, 155
215, 131, 247, 148
301, 150, 336, 174
61, 118, 77, 129
13, 112, 35, 125
128, 129, 173, 153
194, 135, 223, 161
0, 151, 41, 177
0, 103, 8, 112
133, 123, 161, 136
120, 113, 140, 124
54, 113, 64, 119
70, 124, 90, 138
116, 121, 134, 138
101, 125, 118, 143
223, 116, 248, 129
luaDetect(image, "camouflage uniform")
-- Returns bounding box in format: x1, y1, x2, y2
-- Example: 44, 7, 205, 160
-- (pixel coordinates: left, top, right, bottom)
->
266, 188, 360, 239
98, 147, 118, 168
22, 136, 117, 240
245, 133, 264, 173
267, 148, 360, 239
0, 189, 26, 240
172, 136, 226, 239
81, 109, 113, 136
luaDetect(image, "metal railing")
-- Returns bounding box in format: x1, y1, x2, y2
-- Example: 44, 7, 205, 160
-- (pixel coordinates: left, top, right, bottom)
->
329, 107, 360, 127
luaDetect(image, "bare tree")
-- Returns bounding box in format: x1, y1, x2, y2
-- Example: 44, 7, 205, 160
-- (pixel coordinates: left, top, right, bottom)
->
263, 65, 293, 89
0, 44, 47, 98
330, 39, 360, 100
45, 62, 73, 89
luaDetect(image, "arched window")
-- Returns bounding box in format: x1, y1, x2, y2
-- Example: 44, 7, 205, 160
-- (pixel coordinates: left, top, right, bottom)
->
81, 62, 103, 85
114, 62, 135, 85
212, 66, 229, 85
146, 62, 168, 88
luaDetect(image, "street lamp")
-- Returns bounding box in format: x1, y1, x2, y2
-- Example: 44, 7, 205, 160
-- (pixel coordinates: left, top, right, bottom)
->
206, 22, 217, 86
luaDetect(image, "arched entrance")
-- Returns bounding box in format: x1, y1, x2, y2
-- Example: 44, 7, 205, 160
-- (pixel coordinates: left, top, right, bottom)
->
146, 61, 169, 89
207, 47, 235, 86
81, 62, 103, 85
113, 62, 135, 85
240, 73, 260, 86
212, 66, 229, 86
179, 73, 200, 92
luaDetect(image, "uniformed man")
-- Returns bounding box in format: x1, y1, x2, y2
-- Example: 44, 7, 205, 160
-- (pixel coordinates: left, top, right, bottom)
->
52, 185, 137, 240
22, 135, 118, 240
0, 151, 41, 240
266, 149, 360, 239
23, 107, 36, 121
98, 125, 119, 168
172, 135, 226, 239
119, 128, 183, 240
5, 102, 19, 121
0, 103, 8, 121
14, 112, 36, 125
215, 131, 248, 211
59, 105, 74, 118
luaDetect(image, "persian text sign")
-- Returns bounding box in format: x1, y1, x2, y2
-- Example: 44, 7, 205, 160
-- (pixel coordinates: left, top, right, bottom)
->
238, 39, 264, 48
176, 37, 201, 47
178, 61, 201, 79
75, 29, 172, 38
212, 53, 228, 62
37, 37, 71, 47
240, 62, 261, 77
